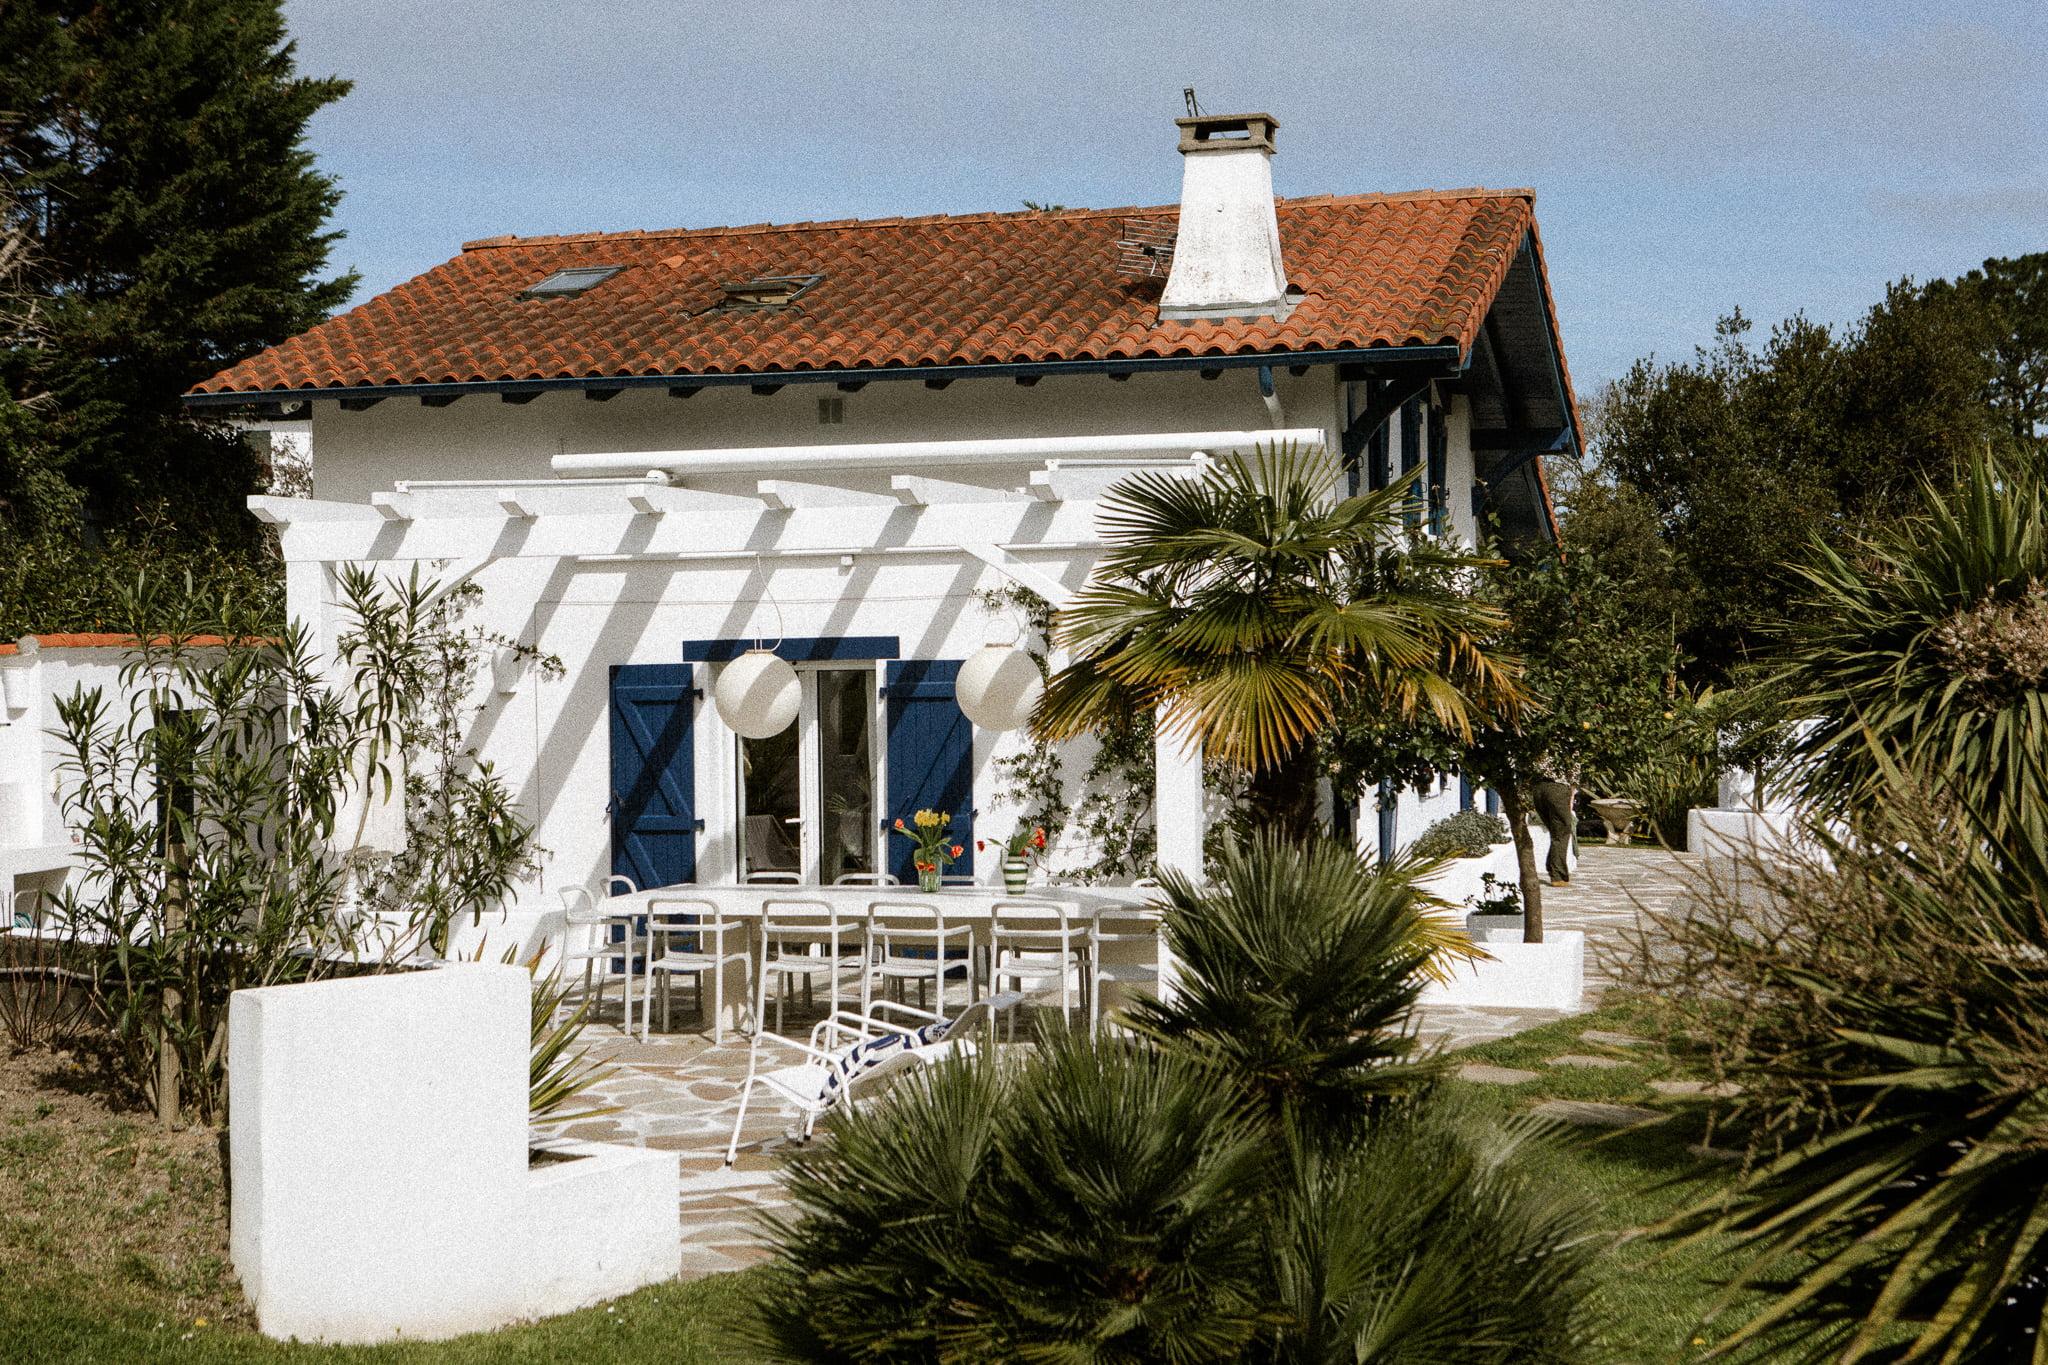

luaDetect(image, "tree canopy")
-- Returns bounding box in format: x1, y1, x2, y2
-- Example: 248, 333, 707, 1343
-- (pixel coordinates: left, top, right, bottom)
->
0, 0, 352, 558
1577, 257, 2048, 685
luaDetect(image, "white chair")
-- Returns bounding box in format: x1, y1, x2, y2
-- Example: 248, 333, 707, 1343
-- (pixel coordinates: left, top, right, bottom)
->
642, 896, 752, 1042
1088, 904, 1164, 1034
831, 872, 900, 886
987, 899, 1090, 1039
723, 991, 1019, 1165
555, 874, 639, 1032
753, 896, 866, 1035
864, 898, 976, 1020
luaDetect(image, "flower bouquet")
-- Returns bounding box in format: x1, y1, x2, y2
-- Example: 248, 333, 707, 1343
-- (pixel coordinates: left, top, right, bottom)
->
892, 809, 964, 892
978, 825, 1046, 894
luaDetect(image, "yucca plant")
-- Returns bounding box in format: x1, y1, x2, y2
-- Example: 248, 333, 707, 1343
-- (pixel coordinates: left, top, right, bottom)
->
1777, 448, 2048, 837
1631, 763, 2048, 1363
1033, 443, 1522, 840
1130, 833, 1458, 1139
522, 950, 616, 1126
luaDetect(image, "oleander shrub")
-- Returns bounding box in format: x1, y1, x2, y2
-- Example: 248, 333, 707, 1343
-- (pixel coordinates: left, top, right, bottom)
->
1409, 809, 1512, 861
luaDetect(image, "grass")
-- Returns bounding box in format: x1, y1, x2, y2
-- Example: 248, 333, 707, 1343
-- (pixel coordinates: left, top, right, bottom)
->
3, 998, 1747, 1364
0, 1045, 766, 1364
1442, 996, 1752, 1361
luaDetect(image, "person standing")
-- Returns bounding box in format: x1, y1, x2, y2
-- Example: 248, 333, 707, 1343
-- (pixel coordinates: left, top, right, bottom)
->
1531, 771, 1575, 886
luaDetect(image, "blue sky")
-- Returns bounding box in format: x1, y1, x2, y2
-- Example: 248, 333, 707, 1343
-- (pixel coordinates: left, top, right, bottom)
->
281, 0, 2047, 390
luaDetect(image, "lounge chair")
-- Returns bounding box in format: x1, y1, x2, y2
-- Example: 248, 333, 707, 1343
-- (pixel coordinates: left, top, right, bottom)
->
723, 991, 1021, 1165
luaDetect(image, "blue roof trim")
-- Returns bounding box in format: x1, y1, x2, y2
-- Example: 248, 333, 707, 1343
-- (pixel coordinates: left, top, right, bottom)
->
684, 636, 900, 664
183, 344, 1467, 408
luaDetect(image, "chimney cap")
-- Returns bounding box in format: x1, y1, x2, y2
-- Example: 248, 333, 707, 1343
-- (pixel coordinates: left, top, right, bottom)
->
1174, 112, 1278, 155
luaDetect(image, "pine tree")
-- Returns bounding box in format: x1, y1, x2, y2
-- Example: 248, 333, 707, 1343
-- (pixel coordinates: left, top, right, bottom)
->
0, 0, 354, 549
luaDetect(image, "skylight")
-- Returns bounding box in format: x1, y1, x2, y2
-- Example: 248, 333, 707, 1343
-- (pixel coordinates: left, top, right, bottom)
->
519, 266, 621, 300
716, 274, 822, 310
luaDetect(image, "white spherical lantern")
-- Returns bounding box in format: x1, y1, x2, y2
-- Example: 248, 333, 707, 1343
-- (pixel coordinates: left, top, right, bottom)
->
714, 649, 799, 738
954, 642, 1044, 733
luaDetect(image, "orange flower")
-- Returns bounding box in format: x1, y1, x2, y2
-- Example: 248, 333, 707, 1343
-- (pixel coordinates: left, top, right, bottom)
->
949, 844, 964, 858
894, 817, 906, 830
976, 839, 987, 852
1032, 828, 1046, 848
915, 860, 933, 872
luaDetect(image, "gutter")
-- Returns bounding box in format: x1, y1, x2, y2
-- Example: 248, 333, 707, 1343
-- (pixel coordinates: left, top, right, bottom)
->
552, 429, 1328, 478
182, 344, 1466, 410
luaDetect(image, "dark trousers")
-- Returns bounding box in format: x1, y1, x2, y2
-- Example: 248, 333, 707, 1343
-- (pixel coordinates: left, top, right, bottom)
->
1532, 780, 1575, 883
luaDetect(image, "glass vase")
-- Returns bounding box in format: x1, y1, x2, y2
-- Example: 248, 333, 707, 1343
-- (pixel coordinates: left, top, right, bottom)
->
917, 866, 942, 893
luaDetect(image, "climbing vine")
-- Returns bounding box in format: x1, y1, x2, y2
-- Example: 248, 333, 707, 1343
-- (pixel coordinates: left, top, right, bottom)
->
976, 585, 1157, 883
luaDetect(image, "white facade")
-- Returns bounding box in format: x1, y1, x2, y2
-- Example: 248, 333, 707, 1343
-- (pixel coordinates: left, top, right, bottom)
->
267, 361, 1494, 920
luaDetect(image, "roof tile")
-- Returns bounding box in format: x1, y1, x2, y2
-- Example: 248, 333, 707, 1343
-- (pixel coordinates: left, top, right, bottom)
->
193, 191, 1544, 397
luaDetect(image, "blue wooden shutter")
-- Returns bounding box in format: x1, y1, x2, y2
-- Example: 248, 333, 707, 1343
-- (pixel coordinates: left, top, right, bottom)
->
1367, 424, 1390, 492
884, 659, 974, 884
609, 663, 699, 889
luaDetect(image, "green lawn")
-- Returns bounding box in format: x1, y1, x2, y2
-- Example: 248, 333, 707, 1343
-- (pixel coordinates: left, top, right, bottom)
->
1445, 997, 1749, 1359
3, 998, 1744, 1363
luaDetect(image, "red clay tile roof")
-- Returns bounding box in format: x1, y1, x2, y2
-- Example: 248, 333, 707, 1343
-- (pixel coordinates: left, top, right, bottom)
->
190, 189, 1547, 396
0, 634, 241, 655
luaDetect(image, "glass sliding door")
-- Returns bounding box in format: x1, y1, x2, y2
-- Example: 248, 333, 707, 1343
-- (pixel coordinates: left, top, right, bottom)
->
815, 667, 876, 883
734, 662, 879, 883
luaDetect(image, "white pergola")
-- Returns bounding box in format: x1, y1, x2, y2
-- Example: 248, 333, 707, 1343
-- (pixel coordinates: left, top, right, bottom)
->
246, 429, 1317, 880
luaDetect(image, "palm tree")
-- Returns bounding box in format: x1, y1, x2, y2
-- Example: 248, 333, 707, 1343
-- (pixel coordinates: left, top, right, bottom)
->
1128, 832, 1455, 1139
1033, 444, 1522, 841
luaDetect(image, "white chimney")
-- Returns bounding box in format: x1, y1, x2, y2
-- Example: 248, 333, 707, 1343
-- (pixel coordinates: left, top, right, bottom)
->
1159, 112, 1291, 321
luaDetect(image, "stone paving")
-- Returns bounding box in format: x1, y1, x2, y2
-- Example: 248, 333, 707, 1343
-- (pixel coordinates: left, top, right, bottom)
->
539, 843, 1700, 1281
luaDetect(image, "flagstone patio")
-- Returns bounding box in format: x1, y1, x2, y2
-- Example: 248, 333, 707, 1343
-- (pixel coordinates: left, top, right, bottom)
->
539, 843, 1699, 1280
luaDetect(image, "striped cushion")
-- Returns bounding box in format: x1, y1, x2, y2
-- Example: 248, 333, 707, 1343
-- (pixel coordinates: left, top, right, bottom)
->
816, 1019, 952, 1107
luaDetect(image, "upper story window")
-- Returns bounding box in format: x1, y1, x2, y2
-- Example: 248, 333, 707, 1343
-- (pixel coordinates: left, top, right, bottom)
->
716, 275, 822, 310
518, 266, 622, 300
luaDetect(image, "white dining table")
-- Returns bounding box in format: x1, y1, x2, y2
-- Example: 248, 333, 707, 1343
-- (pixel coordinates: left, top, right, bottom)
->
593, 882, 1171, 1034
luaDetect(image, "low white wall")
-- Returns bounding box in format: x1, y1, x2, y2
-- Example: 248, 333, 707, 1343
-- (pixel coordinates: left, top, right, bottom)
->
229, 962, 678, 1344
1419, 929, 1585, 1013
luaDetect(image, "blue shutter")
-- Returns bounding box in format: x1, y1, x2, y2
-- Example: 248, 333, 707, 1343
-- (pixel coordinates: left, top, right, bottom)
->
1367, 424, 1390, 492
1459, 774, 1474, 812
884, 659, 974, 884
609, 663, 699, 889
1376, 779, 1398, 868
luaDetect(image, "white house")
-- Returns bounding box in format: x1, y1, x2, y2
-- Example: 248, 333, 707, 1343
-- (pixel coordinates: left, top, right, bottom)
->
179, 110, 1578, 916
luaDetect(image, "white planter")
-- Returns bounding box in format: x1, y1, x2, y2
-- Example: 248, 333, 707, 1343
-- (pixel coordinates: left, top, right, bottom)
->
1419, 929, 1585, 1012
1464, 911, 1524, 938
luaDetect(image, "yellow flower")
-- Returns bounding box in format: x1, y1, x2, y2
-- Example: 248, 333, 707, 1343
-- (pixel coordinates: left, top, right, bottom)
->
914, 809, 943, 829
194, 1318, 209, 1329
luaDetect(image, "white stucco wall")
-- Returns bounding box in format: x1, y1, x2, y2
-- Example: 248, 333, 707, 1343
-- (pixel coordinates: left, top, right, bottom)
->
276, 364, 1503, 902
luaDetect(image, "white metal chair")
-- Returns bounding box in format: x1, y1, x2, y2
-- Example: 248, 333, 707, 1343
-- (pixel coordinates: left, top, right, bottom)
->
642, 896, 752, 1042
753, 896, 866, 1035
723, 991, 1020, 1165
555, 874, 639, 1031
986, 899, 1090, 1039
1088, 904, 1164, 1034
863, 898, 976, 1020
831, 872, 900, 886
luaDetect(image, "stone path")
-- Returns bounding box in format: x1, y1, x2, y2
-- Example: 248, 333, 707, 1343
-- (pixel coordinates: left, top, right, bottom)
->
1411, 844, 1693, 1050
541, 843, 1700, 1280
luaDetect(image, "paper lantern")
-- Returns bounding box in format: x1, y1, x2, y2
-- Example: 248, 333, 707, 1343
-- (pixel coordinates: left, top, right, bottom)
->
714, 649, 799, 738
954, 642, 1044, 732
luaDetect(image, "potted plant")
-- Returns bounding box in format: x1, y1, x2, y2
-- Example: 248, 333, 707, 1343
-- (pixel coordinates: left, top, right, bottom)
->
979, 825, 1047, 894
1464, 872, 1524, 939
892, 809, 964, 893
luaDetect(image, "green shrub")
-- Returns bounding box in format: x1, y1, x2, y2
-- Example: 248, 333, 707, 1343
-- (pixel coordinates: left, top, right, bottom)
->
1626, 779, 2048, 1361
752, 1035, 1609, 1364
1132, 834, 1460, 1138
1409, 809, 1512, 861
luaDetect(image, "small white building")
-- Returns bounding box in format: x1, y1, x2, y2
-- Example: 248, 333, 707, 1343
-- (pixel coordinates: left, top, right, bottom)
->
180, 110, 1578, 909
